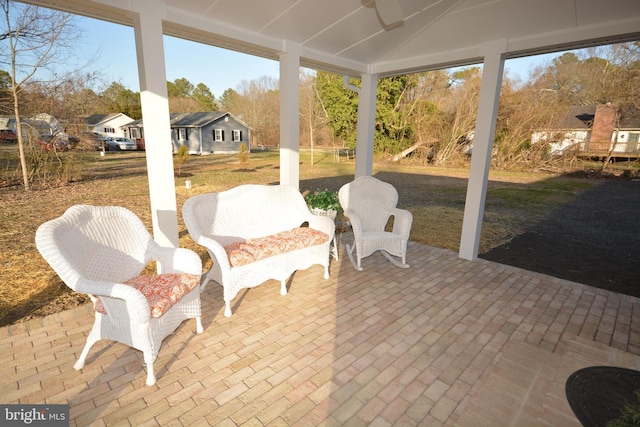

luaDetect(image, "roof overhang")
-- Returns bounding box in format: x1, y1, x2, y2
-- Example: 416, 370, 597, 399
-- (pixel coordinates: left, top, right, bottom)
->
21, 0, 640, 78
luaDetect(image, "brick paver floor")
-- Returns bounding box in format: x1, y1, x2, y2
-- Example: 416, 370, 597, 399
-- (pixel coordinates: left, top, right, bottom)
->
2, 241, 640, 426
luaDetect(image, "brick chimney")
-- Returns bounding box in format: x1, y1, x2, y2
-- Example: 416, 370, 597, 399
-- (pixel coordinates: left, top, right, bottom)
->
591, 104, 617, 143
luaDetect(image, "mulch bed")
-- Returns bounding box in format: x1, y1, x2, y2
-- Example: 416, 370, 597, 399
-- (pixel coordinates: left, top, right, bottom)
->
481, 179, 640, 298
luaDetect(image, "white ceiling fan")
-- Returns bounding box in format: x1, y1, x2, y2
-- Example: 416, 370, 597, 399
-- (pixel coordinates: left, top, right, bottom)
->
374, 0, 405, 26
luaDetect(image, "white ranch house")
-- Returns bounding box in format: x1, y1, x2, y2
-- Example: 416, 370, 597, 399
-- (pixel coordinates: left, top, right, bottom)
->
83, 113, 135, 139
532, 105, 640, 158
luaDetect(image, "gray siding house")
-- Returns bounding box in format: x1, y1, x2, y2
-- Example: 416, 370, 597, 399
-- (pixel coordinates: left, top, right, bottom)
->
123, 111, 251, 154
170, 112, 251, 154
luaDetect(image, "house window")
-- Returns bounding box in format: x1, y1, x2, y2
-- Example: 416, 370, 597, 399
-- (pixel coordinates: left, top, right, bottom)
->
177, 128, 186, 141
104, 127, 115, 133
214, 129, 224, 142
232, 130, 242, 142
629, 133, 639, 143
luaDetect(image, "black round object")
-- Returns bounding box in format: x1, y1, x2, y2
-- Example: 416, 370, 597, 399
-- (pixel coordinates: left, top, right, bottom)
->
565, 366, 640, 427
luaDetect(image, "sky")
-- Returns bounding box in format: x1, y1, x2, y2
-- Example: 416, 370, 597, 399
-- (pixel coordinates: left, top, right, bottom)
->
75, 17, 280, 98
74, 16, 562, 98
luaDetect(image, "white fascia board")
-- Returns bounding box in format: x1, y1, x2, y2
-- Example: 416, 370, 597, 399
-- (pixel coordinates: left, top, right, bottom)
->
163, 6, 283, 58
372, 46, 485, 77
299, 46, 369, 77
22, 0, 137, 25
504, 17, 640, 58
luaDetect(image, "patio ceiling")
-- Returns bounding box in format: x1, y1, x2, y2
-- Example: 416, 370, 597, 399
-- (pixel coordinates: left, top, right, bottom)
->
27, 0, 640, 77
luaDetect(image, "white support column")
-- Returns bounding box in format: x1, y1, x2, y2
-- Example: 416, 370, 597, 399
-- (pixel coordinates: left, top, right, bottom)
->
459, 40, 506, 260
355, 73, 377, 178
279, 43, 301, 189
132, 3, 179, 250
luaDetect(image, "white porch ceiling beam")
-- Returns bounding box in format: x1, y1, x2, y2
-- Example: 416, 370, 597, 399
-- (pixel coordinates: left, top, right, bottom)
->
459, 40, 506, 261
132, 1, 179, 252
279, 42, 302, 189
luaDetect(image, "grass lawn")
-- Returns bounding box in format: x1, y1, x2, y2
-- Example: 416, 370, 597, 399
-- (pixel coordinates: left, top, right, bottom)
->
0, 148, 597, 327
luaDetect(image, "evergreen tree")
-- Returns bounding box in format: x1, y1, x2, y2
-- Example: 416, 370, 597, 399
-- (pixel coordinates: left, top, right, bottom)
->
192, 83, 218, 111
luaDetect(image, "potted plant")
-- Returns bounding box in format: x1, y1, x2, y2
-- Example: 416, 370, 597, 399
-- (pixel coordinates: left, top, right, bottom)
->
304, 189, 340, 220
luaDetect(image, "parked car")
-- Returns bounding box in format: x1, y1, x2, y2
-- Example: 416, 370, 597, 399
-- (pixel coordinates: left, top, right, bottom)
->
39, 134, 71, 152
0, 129, 17, 143
78, 132, 108, 151
104, 137, 137, 151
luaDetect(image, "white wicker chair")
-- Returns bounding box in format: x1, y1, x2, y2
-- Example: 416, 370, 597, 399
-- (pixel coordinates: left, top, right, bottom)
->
338, 176, 413, 271
35, 205, 203, 386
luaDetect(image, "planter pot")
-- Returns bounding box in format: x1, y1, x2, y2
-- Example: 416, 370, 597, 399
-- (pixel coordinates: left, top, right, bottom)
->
310, 207, 337, 220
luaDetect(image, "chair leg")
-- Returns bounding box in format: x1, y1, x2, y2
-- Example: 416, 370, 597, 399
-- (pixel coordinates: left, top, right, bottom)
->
324, 264, 329, 279
345, 243, 363, 271
74, 322, 100, 370
196, 316, 204, 334
330, 236, 339, 260
200, 275, 212, 292
280, 280, 287, 296
145, 360, 156, 386
224, 301, 232, 317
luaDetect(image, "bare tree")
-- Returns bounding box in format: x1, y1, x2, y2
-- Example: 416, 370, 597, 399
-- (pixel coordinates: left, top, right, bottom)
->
408, 70, 450, 162
431, 67, 481, 165
493, 79, 567, 169
588, 43, 640, 168
230, 76, 280, 146
0, 1, 81, 190
299, 69, 329, 165
22, 71, 102, 127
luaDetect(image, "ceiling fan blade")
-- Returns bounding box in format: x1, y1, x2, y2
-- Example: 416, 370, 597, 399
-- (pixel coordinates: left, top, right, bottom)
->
375, 0, 404, 26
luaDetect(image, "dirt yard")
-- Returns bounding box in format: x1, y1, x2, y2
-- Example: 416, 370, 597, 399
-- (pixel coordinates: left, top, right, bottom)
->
481, 178, 640, 298
2, 149, 639, 326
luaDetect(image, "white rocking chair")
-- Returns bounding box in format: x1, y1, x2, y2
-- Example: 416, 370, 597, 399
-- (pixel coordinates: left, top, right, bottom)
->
338, 176, 413, 271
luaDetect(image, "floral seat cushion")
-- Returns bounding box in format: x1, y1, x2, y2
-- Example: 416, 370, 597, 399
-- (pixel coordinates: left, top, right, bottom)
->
94, 273, 199, 318
225, 227, 329, 267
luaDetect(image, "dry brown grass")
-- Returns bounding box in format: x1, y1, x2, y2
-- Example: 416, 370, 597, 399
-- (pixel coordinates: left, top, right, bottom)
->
0, 148, 596, 327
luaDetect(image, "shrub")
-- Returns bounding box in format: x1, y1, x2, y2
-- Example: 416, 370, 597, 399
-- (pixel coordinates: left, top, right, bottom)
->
238, 143, 249, 166
175, 144, 189, 176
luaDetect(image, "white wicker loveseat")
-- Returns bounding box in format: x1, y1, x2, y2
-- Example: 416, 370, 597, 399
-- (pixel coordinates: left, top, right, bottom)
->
182, 184, 335, 317
35, 205, 203, 386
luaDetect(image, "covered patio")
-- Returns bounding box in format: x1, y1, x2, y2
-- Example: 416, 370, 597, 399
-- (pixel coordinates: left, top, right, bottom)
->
8, 0, 640, 425
23, 0, 640, 262
4, 242, 640, 425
